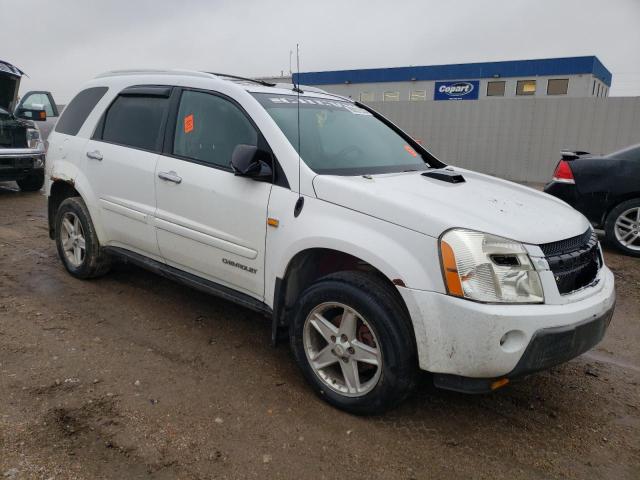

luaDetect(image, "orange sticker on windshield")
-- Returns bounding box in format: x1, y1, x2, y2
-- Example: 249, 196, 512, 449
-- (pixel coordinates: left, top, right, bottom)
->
184, 114, 194, 133
404, 145, 417, 157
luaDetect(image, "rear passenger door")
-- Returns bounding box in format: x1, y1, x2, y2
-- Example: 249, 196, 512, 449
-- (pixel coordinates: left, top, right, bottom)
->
154, 88, 273, 299
83, 86, 171, 259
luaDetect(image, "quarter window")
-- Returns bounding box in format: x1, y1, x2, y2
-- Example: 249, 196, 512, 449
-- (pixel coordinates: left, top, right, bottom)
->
54, 87, 108, 136
173, 90, 257, 169
516, 80, 536, 96
486, 81, 506, 97
547, 79, 569, 95
100, 95, 169, 151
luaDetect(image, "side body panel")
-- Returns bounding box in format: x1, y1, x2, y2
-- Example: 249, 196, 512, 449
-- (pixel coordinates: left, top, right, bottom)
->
82, 139, 161, 258
154, 154, 272, 299
571, 157, 640, 225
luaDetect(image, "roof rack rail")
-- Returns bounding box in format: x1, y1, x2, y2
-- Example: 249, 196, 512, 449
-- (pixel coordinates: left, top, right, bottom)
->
95, 69, 215, 79
207, 72, 276, 87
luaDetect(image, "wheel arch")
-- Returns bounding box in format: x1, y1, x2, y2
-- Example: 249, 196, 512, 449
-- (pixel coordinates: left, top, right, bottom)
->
48, 179, 81, 239
271, 247, 413, 345
48, 167, 104, 242
602, 192, 640, 226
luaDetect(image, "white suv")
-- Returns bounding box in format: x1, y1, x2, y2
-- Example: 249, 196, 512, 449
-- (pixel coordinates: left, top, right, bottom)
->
46, 70, 615, 414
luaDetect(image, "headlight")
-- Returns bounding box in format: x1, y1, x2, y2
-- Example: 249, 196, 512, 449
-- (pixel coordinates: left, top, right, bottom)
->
26, 128, 42, 149
440, 229, 544, 304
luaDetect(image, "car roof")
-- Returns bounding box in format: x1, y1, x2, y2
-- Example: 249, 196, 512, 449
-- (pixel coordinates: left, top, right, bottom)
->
92, 69, 354, 102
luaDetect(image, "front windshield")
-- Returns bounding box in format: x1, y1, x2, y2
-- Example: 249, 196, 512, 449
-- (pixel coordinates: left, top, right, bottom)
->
253, 93, 433, 175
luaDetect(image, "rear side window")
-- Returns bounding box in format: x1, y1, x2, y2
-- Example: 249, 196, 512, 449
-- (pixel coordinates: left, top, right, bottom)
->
54, 87, 108, 136
100, 95, 169, 151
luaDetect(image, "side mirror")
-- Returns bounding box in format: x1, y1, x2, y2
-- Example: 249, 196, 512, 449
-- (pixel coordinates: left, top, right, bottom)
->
231, 144, 273, 180
16, 107, 47, 121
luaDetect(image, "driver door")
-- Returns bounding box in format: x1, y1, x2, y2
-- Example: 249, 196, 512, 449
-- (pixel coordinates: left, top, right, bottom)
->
154, 89, 272, 300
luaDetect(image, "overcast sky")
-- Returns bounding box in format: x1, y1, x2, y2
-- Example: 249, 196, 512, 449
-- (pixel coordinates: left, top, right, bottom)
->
2, 0, 639, 103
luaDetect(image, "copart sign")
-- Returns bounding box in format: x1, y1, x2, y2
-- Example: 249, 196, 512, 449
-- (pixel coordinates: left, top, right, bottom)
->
434, 80, 479, 100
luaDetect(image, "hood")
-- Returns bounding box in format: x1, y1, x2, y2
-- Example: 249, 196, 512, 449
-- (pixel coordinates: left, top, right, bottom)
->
0, 60, 25, 112
312, 168, 590, 245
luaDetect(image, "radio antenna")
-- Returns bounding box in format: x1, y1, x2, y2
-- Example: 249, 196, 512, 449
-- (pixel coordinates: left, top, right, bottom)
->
292, 43, 305, 219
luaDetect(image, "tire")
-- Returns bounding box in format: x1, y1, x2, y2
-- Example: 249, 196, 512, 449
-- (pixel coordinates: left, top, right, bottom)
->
55, 197, 111, 278
17, 172, 45, 192
290, 271, 417, 415
604, 198, 640, 257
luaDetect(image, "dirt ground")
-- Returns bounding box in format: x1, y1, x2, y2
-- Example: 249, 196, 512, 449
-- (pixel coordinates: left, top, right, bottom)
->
0, 183, 639, 480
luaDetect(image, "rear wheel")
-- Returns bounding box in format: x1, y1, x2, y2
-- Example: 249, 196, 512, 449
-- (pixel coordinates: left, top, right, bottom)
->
55, 197, 111, 278
290, 271, 417, 415
17, 172, 44, 192
605, 199, 640, 257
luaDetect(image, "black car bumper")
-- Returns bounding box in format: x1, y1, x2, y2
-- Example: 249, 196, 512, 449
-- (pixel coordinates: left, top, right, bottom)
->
544, 180, 578, 207
433, 303, 615, 394
0, 155, 44, 181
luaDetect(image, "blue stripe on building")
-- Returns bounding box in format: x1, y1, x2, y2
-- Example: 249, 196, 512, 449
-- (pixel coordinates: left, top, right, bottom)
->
293, 56, 612, 87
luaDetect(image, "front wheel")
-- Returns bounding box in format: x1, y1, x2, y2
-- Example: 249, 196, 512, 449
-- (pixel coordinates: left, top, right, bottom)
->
605, 198, 640, 257
17, 172, 44, 192
290, 271, 417, 415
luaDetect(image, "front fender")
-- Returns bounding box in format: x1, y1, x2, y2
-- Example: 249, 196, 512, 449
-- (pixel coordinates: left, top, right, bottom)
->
265, 188, 445, 309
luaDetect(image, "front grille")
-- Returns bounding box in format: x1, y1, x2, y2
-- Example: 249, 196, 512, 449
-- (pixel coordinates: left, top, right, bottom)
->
540, 229, 594, 256
0, 158, 34, 169
541, 229, 601, 295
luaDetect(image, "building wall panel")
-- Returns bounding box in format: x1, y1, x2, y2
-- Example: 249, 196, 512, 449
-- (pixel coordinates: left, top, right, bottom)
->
371, 97, 640, 183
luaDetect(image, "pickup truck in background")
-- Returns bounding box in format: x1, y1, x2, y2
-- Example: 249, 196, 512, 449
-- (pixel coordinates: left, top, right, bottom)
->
0, 59, 59, 191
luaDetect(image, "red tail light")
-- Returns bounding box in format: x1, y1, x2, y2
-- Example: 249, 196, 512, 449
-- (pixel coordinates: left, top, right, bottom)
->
553, 160, 575, 184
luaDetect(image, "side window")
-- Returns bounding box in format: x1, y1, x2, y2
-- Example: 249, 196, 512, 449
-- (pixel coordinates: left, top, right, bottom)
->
173, 90, 257, 169
55, 87, 108, 136
100, 95, 168, 151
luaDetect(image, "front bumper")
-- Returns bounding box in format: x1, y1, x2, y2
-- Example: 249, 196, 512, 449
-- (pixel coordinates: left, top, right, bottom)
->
0, 151, 45, 181
432, 303, 614, 393
398, 265, 616, 385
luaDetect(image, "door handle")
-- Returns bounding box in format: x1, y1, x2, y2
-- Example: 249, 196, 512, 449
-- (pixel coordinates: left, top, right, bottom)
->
86, 150, 103, 161
158, 171, 182, 184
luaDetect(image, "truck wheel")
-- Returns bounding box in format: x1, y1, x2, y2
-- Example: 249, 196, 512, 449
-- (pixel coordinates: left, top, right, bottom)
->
17, 173, 44, 192
55, 197, 111, 278
605, 198, 640, 257
290, 271, 417, 415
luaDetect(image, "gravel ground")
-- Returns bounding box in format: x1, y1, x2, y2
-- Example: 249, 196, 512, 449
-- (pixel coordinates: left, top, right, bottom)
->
0, 183, 639, 479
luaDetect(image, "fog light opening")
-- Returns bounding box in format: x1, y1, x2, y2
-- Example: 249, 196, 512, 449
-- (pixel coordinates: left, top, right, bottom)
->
499, 330, 526, 353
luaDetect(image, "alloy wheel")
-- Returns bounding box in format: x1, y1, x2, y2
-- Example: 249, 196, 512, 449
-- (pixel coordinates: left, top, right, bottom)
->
60, 212, 86, 267
614, 207, 640, 251
303, 302, 382, 397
